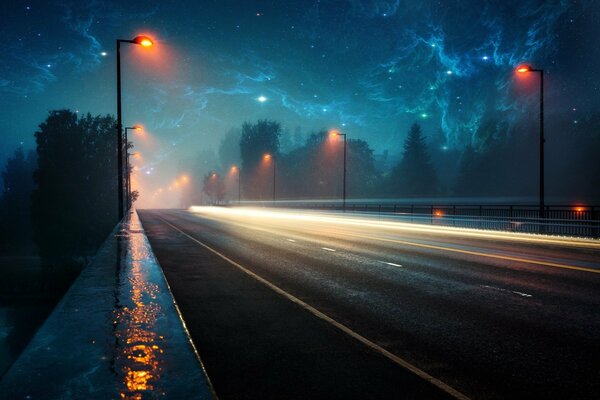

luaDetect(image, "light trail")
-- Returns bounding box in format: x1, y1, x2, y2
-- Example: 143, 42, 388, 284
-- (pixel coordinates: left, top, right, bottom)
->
188, 206, 600, 249
187, 206, 600, 274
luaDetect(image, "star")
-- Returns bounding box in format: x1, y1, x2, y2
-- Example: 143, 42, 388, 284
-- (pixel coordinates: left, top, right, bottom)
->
257, 95, 267, 103
100, 52, 108, 57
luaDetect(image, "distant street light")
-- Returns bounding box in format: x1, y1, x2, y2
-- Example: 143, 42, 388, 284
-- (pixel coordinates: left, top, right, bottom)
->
516, 64, 545, 225
263, 153, 276, 205
116, 35, 153, 219
124, 125, 142, 209
230, 165, 241, 204
329, 130, 347, 211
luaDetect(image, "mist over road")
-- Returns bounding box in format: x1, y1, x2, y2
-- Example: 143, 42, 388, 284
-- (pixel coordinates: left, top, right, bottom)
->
139, 207, 600, 400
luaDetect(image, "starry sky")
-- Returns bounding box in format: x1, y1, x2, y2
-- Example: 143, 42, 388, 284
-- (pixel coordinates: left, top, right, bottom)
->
1, 0, 599, 205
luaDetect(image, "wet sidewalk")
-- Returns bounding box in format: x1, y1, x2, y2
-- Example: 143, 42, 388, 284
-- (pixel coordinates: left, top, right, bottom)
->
0, 210, 215, 399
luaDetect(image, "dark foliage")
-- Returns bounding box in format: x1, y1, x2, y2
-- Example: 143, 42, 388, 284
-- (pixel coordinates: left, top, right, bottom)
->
31, 110, 117, 266
239, 120, 281, 199
0, 147, 36, 251
387, 123, 438, 196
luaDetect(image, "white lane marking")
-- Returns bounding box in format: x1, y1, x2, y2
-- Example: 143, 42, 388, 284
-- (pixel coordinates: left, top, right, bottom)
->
286, 238, 296, 242
321, 247, 336, 252
480, 285, 533, 298
381, 261, 403, 267
158, 216, 470, 400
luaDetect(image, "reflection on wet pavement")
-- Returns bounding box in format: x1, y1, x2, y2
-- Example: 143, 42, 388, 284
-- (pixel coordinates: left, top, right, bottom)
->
114, 216, 166, 399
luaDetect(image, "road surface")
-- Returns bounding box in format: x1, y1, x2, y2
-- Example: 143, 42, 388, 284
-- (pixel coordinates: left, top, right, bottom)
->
138, 207, 600, 400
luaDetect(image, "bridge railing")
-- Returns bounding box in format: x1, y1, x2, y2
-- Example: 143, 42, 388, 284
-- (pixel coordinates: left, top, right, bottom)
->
256, 202, 599, 238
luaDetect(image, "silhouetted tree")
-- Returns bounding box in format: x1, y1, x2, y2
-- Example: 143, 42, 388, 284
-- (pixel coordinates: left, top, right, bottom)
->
218, 128, 241, 171
31, 110, 117, 267
388, 123, 438, 196
202, 172, 225, 204
240, 120, 281, 199
346, 138, 380, 197
0, 147, 36, 251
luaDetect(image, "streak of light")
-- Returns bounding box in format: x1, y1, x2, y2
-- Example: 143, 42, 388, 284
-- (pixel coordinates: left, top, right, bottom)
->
188, 206, 600, 250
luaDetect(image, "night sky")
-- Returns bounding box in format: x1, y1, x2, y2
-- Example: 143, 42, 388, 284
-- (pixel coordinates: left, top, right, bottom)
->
1, 0, 599, 206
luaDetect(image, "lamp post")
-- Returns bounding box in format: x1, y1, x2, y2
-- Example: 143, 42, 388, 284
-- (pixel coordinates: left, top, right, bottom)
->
124, 125, 142, 209
330, 130, 347, 211
263, 153, 276, 206
231, 165, 241, 204
516, 64, 545, 226
116, 35, 153, 219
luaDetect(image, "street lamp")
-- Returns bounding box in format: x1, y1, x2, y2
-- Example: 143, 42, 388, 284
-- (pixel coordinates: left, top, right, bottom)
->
330, 130, 347, 211
230, 165, 241, 204
263, 153, 276, 205
124, 125, 142, 209
116, 35, 153, 220
516, 64, 545, 225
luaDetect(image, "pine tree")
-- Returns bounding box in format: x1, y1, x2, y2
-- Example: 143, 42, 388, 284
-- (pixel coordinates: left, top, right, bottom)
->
389, 123, 438, 196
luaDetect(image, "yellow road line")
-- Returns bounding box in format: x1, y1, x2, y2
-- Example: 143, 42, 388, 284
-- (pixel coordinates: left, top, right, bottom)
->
157, 215, 471, 400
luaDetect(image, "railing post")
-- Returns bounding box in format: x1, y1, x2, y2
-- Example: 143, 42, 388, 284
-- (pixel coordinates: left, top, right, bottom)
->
453, 205, 456, 227
593, 206, 599, 239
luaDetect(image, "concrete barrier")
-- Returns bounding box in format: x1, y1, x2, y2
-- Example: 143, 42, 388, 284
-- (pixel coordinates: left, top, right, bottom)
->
0, 210, 215, 399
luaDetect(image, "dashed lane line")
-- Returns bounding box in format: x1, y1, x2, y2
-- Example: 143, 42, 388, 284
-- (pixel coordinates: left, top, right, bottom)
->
381, 261, 403, 268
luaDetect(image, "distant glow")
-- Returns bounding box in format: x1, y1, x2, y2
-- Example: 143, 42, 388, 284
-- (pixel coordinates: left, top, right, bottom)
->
263, 153, 272, 161
421, 113, 428, 118
574, 206, 585, 212
101, 51, 108, 57
434, 210, 444, 217
134, 125, 143, 132
329, 129, 340, 138
482, 56, 489, 61
257, 95, 267, 103
446, 70, 453, 75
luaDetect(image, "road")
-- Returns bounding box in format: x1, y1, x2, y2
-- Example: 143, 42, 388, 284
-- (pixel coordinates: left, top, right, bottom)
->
138, 207, 600, 400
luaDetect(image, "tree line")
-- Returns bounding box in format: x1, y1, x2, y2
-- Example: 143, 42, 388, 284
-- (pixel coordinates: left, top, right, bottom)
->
0, 110, 120, 272
188, 115, 600, 205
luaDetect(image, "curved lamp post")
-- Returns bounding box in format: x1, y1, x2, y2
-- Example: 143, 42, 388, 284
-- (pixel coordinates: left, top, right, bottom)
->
124, 125, 142, 209
330, 130, 347, 211
516, 64, 545, 226
263, 153, 276, 206
116, 35, 153, 219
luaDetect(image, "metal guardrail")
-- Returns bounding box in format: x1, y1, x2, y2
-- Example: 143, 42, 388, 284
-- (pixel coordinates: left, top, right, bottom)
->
272, 203, 600, 239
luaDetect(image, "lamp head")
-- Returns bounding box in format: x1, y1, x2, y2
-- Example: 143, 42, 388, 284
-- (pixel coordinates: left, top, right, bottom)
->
133, 35, 153, 47
516, 64, 532, 73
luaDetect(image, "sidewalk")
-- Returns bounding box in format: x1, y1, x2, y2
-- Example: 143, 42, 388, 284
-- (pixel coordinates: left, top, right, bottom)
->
0, 210, 215, 399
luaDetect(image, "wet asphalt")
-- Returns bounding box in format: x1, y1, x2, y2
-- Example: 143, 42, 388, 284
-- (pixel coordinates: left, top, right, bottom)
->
138, 208, 600, 400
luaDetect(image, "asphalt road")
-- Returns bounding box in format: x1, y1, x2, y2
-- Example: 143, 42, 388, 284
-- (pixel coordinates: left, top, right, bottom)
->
138, 207, 600, 400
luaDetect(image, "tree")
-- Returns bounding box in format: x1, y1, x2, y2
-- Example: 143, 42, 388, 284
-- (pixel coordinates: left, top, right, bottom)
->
31, 110, 117, 266
218, 128, 241, 171
0, 147, 36, 251
239, 120, 281, 199
388, 123, 438, 197
202, 172, 225, 204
